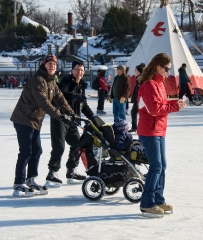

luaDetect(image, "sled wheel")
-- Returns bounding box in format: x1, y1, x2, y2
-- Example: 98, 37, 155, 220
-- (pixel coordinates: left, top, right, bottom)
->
123, 178, 144, 203
192, 95, 203, 106
105, 187, 120, 195
82, 176, 105, 201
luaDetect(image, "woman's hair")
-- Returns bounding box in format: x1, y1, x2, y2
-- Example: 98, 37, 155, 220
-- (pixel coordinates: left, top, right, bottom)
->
98, 70, 106, 78
139, 53, 171, 84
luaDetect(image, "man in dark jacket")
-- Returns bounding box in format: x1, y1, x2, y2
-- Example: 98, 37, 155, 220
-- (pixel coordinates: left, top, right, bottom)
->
109, 65, 130, 122
46, 60, 94, 186
178, 63, 193, 104
10, 55, 74, 197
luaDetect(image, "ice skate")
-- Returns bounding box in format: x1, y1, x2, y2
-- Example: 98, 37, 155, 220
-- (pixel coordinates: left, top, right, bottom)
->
26, 177, 48, 195
45, 170, 62, 188
13, 184, 34, 197
66, 168, 86, 184
140, 206, 164, 218
158, 203, 173, 214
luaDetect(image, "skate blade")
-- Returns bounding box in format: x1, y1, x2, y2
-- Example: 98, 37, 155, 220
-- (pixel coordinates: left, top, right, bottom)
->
66, 179, 84, 184
33, 190, 48, 195
164, 210, 173, 214
141, 212, 164, 218
45, 180, 61, 188
13, 190, 34, 197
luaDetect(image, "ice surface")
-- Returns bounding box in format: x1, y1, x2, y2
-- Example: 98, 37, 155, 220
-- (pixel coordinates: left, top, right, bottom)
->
0, 88, 203, 240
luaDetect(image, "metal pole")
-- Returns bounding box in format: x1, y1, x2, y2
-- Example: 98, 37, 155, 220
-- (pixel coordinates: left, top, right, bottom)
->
87, 36, 89, 70
54, 12, 56, 33
14, 0, 17, 26
91, 0, 93, 27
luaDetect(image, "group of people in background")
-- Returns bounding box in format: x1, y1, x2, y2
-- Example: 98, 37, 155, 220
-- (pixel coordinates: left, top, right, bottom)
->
10, 53, 191, 216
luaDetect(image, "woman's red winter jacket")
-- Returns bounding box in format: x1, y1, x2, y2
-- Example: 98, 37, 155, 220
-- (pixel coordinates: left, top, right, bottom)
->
99, 76, 107, 91
137, 73, 179, 136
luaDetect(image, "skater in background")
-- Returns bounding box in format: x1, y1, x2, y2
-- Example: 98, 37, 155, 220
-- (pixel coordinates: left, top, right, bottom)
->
178, 63, 193, 105
109, 65, 130, 122
98, 53, 105, 65
10, 55, 74, 197
137, 53, 186, 215
46, 60, 94, 187
129, 63, 145, 133
97, 69, 107, 115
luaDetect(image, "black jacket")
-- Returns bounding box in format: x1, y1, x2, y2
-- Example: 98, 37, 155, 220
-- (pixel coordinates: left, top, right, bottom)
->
131, 74, 141, 104
178, 67, 190, 84
58, 74, 94, 119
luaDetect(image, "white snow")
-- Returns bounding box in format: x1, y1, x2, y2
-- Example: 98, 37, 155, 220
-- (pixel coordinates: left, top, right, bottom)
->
0, 88, 203, 239
21, 16, 50, 33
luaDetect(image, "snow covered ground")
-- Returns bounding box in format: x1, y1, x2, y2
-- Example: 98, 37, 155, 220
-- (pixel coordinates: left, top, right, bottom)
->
0, 88, 203, 240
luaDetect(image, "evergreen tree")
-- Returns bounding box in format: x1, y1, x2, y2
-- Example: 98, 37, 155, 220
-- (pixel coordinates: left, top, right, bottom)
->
0, 0, 25, 29
102, 5, 145, 38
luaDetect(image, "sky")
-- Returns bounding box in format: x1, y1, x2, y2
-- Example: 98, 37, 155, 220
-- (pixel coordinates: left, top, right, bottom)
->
40, 0, 72, 13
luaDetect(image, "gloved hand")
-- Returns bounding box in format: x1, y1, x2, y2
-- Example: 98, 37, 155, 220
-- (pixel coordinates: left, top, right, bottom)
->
73, 93, 86, 103
58, 114, 69, 122
70, 114, 80, 121
120, 97, 125, 103
108, 97, 112, 103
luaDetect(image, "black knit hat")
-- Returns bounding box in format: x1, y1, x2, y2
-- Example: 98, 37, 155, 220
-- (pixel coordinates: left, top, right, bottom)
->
72, 60, 85, 69
136, 65, 143, 74
43, 55, 57, 65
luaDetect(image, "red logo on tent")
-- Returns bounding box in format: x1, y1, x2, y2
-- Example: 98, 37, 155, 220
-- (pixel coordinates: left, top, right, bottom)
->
151, 22, 166, 36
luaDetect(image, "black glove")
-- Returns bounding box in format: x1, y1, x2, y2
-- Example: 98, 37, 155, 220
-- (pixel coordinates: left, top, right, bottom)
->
73, 93, 86, 102
70, 114, 80, 121
58, 114, 70, 122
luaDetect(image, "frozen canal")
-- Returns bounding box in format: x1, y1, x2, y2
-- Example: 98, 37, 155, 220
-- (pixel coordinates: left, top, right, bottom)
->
0, 88, 203, 240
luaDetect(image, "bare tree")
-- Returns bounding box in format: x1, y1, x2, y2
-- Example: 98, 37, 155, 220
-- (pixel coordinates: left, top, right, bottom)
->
188, 0, 198, 40
22, 0, 42, 17
32, 9, 66, 34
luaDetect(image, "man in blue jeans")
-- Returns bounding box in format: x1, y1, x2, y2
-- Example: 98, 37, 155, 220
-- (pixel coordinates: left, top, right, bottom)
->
109, 65, 130, 122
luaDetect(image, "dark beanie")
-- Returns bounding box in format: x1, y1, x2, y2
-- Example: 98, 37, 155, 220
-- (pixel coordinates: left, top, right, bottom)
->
136, 65, 143, 74
72, 60, 85, 69
43, 55, 57, 65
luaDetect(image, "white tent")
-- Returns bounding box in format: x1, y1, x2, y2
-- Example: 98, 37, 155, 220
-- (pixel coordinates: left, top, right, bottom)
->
126, 4, 203, 91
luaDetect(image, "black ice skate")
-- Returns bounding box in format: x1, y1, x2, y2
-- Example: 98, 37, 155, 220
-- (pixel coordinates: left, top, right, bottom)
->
45, 170, 62, 188
13, 184, 34, 197
26, 177, 48, 195
66, 168, 86, 184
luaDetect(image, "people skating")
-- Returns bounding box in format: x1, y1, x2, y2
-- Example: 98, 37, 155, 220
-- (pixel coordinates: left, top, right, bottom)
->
137, 53, 186, 216
109, 65, 130, 122
97, 69, 108, 115
10, 55, 74, 197
178, 63, 193, 105
46, 60, 94, 187
129, 63, 145, 133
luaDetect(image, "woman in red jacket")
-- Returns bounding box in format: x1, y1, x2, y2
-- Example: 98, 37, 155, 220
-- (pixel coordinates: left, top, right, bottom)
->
137, 53, 186, 216
97, 70, 108, 114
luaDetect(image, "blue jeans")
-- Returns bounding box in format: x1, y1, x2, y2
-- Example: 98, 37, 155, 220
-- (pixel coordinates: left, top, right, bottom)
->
14, 123, 42, 184
113, 98, 126, 122
139, 136, 166, 208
